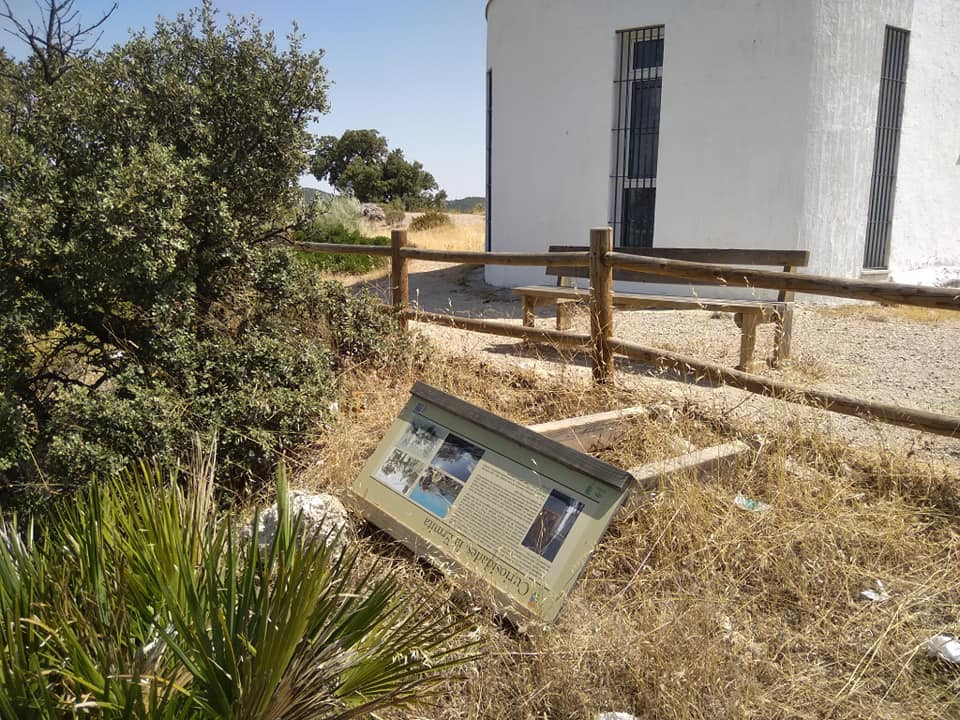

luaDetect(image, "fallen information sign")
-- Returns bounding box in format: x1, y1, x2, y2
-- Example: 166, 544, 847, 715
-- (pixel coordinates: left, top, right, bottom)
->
348, 383, 634, 622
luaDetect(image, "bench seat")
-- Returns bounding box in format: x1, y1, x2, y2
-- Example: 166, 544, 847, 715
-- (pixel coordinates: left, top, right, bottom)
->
513, 285, 783, 319
512, 245, 808, 373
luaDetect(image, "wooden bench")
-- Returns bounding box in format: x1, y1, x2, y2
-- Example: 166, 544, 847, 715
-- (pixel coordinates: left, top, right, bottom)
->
514, 246, 810, 372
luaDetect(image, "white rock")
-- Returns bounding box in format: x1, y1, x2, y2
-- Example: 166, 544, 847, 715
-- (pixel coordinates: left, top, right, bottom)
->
597, 713, 637, 720
243, 491, 351, 555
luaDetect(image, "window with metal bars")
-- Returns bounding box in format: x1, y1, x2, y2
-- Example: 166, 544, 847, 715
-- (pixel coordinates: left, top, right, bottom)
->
864, 26, 910, 270
610, 25, 664, 248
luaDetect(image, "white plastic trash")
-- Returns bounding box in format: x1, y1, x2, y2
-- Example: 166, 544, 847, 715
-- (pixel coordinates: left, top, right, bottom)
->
734, 492, 771, 513
925, 635, 960, 664
860, 580, 891, 602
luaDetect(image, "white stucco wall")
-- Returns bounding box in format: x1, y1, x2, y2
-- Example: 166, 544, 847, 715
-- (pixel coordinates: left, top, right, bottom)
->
797, 0, 913, 280
485, 0, 960, 292
485, 0, 816, 295
888, 0, 960, 273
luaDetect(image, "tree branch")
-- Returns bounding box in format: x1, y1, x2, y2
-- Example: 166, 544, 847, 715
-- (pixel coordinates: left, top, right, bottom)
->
1, 0, 117, 83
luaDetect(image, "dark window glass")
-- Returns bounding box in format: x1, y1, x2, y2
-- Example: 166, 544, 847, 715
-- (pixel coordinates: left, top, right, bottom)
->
627, 78, 661, 179
621, 188, 656, 248
633, 38, 664, 70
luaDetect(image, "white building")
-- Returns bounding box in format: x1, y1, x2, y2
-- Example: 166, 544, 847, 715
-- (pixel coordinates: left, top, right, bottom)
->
484, 0, 960, 292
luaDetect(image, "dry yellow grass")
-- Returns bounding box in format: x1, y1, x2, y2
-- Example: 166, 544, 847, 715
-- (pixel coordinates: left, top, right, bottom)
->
407, 214, 485, 253
818, 302, 960, 324
361, 213, 485, 252
294, 340, 960, 720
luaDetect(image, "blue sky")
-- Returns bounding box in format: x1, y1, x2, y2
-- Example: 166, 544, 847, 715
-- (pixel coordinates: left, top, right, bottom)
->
2, 0, 487, 198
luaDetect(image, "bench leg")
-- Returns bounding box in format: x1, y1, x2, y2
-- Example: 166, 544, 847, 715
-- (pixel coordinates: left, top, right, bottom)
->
772, 305, 794, 367
521, 295, 535, 328
556, 301, 574, 331
737, 312, 760, 373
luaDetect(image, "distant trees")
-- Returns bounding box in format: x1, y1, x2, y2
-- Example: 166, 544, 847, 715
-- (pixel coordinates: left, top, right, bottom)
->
311, 129, 447, 209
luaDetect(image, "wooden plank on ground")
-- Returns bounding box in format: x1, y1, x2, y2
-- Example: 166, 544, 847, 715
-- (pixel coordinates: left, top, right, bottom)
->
627, 441, 750, 492
528, 406, 648, 453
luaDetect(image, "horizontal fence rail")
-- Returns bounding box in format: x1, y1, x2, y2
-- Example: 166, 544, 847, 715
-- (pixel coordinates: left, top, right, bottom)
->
300, 227, 959, 438
294, 241, 394, 257
606, 338, 960, 437
400, 247, 591, 267
403, 309, 593, 348
606, 252, 960, 310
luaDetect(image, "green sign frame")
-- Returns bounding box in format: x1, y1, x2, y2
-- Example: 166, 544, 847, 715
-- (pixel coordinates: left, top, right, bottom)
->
348, 383, 634, 622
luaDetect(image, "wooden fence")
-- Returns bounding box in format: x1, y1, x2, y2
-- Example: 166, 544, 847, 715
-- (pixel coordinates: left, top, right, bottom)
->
297, 227, 960, 438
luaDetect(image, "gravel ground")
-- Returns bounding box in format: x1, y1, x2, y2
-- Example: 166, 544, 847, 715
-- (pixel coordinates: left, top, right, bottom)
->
359, 261, 960, 468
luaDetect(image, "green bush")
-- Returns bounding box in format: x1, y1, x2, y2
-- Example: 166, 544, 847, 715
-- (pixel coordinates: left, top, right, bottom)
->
0, 5, 351, 505
293, 224, 389, 275
384, 198, 406, 225
4, 248, 408, 505
314, 195, 363, 233
409, 211, 451, 232
0, 461, 477, 718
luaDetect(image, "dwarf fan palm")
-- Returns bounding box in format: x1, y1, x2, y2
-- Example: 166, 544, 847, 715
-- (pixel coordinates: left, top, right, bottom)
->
0, 451, 477, 718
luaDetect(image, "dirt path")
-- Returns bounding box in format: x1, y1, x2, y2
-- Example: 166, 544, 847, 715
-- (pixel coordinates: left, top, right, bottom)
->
358, 260, 960, 469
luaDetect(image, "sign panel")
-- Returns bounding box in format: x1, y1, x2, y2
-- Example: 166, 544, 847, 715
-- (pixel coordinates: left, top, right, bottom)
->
349, 383, 634, 622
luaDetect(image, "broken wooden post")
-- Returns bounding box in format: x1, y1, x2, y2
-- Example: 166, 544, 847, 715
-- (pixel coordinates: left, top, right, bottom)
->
589, 226, 615, 383
391, 229, 409, 332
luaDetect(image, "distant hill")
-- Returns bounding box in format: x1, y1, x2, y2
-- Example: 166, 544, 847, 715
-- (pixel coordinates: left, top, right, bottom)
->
446, 196, 485, 213
301, 187, 333, 205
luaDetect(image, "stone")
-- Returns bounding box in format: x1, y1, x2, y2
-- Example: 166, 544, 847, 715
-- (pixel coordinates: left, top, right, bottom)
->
361, 203, 386, 222
244, 490, 351, 555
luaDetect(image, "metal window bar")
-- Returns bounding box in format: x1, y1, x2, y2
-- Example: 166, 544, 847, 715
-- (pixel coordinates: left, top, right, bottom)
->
864, 26, 909, 270
486, 68, 493, 252
610, 25, 664, 249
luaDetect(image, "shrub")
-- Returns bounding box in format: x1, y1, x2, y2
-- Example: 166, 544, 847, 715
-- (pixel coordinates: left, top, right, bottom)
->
4, 248, 408, 505
0, 5, 339, 504
0, 461, 477, 718
314, 195, 363, 233
409, 211, 452, 232
384, 198, 406, 225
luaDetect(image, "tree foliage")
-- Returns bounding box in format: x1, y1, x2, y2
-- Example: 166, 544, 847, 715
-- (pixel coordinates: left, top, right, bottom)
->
0, 2, 408, 502
311, 129, 447, 208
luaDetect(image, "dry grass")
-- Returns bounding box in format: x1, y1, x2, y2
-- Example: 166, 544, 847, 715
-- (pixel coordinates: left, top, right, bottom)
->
408, 214, 485, 253
361, 213, 485, 253
818, 303, 960, 325
295, 339, 960, 720
778, 352, 832, 383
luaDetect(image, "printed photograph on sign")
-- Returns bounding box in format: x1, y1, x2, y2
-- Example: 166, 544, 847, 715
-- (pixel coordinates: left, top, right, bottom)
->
397, 417, 447, 461
408, 467, 465, 519
522, 489, 585, 563
430, 433, 485, 482
374, 448, 426, 495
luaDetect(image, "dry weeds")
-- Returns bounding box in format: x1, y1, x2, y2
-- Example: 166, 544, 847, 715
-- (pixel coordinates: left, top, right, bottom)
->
296, 340, 960, 720
361, 213, 485, 253
817, 303, 960, 325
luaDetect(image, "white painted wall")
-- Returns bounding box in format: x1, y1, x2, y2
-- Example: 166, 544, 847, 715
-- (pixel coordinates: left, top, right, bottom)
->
485, 0, 960, 293
889, 0, 960, 273
798, 0, 913, 280
485, 0, 816, 297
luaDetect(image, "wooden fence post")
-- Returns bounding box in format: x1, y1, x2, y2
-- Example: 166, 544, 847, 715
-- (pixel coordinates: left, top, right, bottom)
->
589, 226, 614, 382
391, 229, 409, 332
